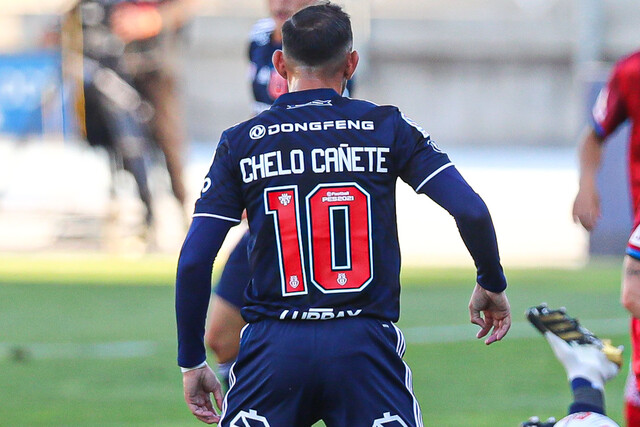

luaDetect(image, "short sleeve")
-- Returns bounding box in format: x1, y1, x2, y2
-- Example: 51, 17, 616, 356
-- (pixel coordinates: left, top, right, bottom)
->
395, 111, 453, 191
193, 133, 244, 223
591, 66, 628, 139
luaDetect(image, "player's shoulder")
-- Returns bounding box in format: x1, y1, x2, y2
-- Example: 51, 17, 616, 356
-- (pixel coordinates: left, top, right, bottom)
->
249, 18, 275, 46
222, 109, 275, 142
348, 98, 428, 132
338, 97, 432, 139
341, 97, 401, 121
612, 50, 640, 78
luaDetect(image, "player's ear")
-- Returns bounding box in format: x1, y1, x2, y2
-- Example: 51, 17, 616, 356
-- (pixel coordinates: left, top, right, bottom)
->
273, 50, 287, 79
345, 50, 359, 80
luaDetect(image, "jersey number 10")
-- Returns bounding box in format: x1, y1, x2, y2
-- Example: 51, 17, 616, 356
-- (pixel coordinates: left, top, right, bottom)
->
265, 183, 374, 297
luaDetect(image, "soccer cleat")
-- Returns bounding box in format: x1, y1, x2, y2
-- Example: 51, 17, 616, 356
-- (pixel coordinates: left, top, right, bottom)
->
526, 304, 623, 368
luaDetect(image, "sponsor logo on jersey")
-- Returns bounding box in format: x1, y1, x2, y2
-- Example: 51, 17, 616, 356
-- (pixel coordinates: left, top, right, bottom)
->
286, 100, 333, 109
201, 177, 211, 194
247, 119, 374, 140
322, 191, 355, 203
249, 124, 267, 140
279, 307, 362, 320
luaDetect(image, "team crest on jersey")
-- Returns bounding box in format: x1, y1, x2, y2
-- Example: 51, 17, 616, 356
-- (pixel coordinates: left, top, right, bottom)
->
372, 412, 409, 427
249, 124, 266, 140
337, 273, 348, 286
229, 409, 270, 427
278, 193, 292, 206
289, 275, 300, 289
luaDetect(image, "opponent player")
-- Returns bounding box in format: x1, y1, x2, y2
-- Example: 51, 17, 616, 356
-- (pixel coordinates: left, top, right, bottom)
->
523, 304, 623, 427
572, 49, 640, 425
176, 3, 511, 425
204, 0, 332, 385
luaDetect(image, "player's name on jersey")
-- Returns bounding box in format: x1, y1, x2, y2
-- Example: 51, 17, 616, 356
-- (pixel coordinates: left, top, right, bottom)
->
240, 144, 390, 183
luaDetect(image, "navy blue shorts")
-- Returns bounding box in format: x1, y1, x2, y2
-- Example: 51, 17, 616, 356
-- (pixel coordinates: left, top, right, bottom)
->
219, 317, 423, 427
214, 232, 251, 309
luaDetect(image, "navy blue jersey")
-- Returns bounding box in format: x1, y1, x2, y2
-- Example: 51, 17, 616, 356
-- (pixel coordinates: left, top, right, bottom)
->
248, 19, 353, 115
248, 19, 284, 115
195, 88, 451, 323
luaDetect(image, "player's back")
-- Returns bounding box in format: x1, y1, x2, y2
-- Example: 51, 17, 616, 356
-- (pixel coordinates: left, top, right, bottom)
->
197, 88, 451, 323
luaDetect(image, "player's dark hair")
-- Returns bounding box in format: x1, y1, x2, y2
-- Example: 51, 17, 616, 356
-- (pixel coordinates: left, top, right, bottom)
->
282, 2, 352, 68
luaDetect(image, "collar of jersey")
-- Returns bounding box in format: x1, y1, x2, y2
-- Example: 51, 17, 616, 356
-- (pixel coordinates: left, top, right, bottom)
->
271, 88, 341, 109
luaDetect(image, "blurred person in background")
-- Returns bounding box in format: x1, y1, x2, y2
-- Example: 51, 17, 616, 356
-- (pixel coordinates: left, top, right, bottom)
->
572, 49, 640, 425
63, 0, 198, 236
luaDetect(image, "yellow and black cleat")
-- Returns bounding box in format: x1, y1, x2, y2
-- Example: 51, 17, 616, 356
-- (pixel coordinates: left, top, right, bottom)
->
526, 303, 623, 368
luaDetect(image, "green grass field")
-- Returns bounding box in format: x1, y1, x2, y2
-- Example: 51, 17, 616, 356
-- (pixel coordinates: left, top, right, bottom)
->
0, 255, 630, 426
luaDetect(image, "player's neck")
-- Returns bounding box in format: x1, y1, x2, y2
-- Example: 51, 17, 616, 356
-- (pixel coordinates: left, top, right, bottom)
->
287, 74, 344, 95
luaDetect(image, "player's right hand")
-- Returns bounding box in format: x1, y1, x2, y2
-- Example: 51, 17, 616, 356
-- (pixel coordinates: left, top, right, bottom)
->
183, 364, 224, 424
572, 186, 601, 231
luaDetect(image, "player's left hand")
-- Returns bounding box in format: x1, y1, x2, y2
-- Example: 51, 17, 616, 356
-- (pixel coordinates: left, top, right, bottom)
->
469, 283, 511, 345
182, 364, 224, 424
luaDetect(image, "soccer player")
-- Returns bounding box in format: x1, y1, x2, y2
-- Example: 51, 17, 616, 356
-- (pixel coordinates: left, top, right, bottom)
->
205, 0, 328, 385
524, 305, 623, 427
572, 49, 640, 425
70, 0, 196, 230
176, 3, 511, 425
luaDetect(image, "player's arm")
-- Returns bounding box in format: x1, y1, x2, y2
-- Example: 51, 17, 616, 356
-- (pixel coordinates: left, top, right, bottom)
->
176, 216, 234, 424
419, 166, 510, 344
574, 64, 628, 231
572, 126, 605, 231
176, 132, 243, 424
622, 257, 640, 318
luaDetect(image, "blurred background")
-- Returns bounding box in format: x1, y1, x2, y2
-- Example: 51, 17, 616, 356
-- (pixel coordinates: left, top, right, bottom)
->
1, 1, 639, 425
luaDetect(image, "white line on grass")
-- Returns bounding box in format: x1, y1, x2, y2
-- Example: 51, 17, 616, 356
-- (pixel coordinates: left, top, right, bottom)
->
0, 318, 629, 360
403, 317, 630, 344
0, 341, 157, 361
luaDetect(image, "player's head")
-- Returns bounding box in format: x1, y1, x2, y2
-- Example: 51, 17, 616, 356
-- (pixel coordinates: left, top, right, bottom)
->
268, 0, 316, 31
274, 2, 357, 87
